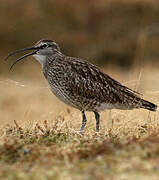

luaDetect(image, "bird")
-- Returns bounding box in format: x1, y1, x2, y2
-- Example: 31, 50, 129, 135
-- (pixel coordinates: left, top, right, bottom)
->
5, 39, 157, 133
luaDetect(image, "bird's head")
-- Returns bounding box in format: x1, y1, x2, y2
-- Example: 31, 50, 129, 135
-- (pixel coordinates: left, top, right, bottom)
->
34, 39, 61, 55
5, 39, 61, 69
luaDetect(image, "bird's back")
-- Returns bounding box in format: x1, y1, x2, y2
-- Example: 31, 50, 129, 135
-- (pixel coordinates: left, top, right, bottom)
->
43, 54, 157, 112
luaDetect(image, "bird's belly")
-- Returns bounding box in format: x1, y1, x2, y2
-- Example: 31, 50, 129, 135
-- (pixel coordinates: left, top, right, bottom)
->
49, 84, 82, 109
95, 102, 133, 111
49, 85, 133, 111
49, 83, 126, 111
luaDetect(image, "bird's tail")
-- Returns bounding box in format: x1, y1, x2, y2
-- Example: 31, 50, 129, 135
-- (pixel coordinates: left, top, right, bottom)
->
141, 99, 157, 112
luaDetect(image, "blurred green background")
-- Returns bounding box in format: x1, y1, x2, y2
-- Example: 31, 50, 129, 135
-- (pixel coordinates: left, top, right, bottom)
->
1, 0, 159, 73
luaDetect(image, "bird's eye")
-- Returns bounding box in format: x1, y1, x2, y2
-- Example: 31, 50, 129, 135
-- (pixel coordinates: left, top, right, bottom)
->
41, 43, 48, 48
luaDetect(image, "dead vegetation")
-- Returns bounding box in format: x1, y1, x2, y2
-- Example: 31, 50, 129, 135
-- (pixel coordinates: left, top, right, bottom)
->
0, 118, 159, 180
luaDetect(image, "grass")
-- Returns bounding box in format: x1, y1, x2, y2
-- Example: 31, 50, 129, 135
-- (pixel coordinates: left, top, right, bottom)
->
0, 66, 159, 179
0, 119, 159, 180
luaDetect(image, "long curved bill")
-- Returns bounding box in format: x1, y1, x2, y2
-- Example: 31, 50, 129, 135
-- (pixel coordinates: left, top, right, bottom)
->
5, 46, 38, 70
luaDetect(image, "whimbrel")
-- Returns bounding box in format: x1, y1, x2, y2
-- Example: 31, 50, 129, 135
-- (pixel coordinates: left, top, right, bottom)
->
5, 39, 157, 133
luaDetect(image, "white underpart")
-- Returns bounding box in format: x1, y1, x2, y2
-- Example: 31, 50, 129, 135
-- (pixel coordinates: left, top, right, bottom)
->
97, 103, 131, 111
33, 54, 46, 68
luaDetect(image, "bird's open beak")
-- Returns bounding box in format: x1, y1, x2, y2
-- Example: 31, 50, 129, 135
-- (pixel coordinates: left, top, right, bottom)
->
5, 46, 39, 70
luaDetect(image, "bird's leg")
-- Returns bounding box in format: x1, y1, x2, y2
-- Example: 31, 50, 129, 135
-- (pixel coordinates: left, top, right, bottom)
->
80, 111, 87, 133
94, 111, 100, 132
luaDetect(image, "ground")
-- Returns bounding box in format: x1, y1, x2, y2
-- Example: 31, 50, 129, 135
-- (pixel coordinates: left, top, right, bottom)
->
0, 66, 159, 180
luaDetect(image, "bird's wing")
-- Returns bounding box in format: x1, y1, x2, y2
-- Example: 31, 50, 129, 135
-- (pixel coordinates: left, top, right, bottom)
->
63, 57, 142, 105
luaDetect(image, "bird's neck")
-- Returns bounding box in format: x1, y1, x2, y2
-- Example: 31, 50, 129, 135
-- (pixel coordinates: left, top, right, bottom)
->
33, 54, 47, 69
33, 52, 65, 69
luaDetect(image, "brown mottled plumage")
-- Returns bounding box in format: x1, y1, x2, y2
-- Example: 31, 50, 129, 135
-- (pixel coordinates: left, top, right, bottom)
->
5, 39, 157, 133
